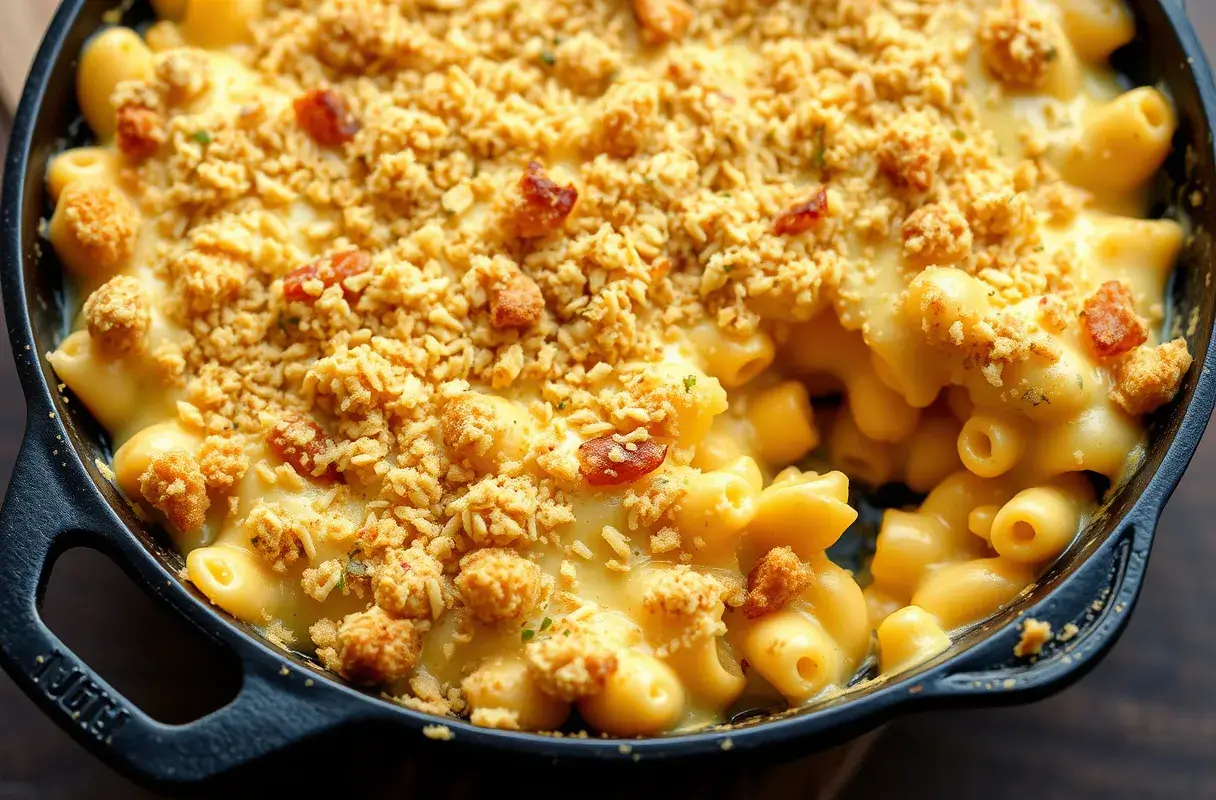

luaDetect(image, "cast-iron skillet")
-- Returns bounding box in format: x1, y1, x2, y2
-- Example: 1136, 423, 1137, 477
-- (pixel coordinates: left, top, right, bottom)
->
1, 0, 1214, 790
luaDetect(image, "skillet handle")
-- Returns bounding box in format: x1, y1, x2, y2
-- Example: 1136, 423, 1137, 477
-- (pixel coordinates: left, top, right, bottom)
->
920, 518, 1148, 701
0, 429, 368, 788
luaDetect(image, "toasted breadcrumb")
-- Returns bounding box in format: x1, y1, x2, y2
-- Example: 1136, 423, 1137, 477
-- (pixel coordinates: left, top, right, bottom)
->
375, 545, 452, 620
525, 631, 619, 701
979, 0, 1057, 89
333, 607, 422, 685
1082, 281, 1149, 359
197, 434, 248, 492
632, 0, 694, 44
57, 183, 138, 273
743, 547, 813, 619
456, 548, 546, 624
139, 449, 209, 533
876, 112, 945, 192
490, 272, 545, 329
422, 724, 454, 741
244, 500, 307, 572
468, 707, 520, 730
901, 203, 973, 266
1014, 618, 1053, 658
1110, 338, 1193, 415
83, 276, 150, 355
115, 103, 166, 160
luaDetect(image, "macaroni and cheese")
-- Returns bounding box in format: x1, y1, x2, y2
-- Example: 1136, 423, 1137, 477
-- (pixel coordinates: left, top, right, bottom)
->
46, 0, 1191, 735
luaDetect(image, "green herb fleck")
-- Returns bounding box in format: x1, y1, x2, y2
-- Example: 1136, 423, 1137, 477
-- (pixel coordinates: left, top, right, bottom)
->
521, 629, 536, 641
346, 559, 370, 578
683, 375, 697, 393
1045, 46, 1059, 63
563, 629, 572, 637
813, 126, 827, 168
554, 35, 565, 46
540, 51, 556, 66
723, 264, 734, 274
1075, 373, 1085, 391
471, 163, 480, 178
951, 129, 966, 142
557, 400, 568, 411
191, 130, 213, 145
336, 573, 346, 591
540, 617, 553, 631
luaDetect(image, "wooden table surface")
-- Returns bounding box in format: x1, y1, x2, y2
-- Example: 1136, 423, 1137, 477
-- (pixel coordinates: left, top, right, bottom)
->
2, 3, 1216, 798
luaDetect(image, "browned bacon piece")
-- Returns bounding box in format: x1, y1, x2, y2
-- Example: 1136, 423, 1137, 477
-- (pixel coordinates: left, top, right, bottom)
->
515, 161, 578, 238
1082, 280, 1148, 359
294, 88, 361, 147
773, 187, 829, 236
266, 414, 340, 480
282, 250, 371, 303
577, 434, 667, 486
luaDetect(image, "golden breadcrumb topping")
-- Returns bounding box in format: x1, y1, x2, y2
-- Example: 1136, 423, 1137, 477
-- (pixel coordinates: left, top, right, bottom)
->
979, 0, 1057, 89
139, 449, 209, 533
1111, 338, 1193, 416
743, 546, 813, 619
331, 607, 423, 685
83, 275, 150, 355
58, 182, 139, 272
374, 545, 452, 620
1014, 617, 1053, 658
197, 434, 249, 492
455, 547, 549, 623
525, 630, 619, 701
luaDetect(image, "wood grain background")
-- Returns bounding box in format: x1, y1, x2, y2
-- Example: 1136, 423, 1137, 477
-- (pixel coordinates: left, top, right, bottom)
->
1, 3, 1215, 798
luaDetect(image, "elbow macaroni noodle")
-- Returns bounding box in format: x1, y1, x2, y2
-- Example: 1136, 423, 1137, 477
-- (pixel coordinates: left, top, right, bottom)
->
46, 0, 1190, 735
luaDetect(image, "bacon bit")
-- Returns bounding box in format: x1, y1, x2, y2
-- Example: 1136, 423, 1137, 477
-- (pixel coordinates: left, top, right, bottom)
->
115, 105, 165, 161
773, 187, 829, 235
1081, 280, 1148, 359
294, 88, 361, 147
283, 250, 371, 303
577, 435, 667, 486
266, 414, 340, 480
515, 161, 578, 238
632, 0, 695, 45
490, 272, 545, 329
742, 546, 813, 619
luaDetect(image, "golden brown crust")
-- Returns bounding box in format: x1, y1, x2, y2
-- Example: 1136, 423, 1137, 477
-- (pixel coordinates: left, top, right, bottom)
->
374, 545, 452, 620
139, 449, 210, 534
490, 272, 545, 329
116, 104, 167, 161
979, 0, 1056, 89
265, 414, 340, 481
742, 546, 813, 619
1082, 280, 1149, 359
244, 500, 306, 572
632, 0, 694, 44
455, 548, 546, 623
58, 183, 139, 273
334, 607, 421, 685
1110, 338, 1193, 415
901, 203, 973, 266
876, 113, 946, 192
83, 275, 150, 355
197, 434, 249, 492
525, 632, 619, 701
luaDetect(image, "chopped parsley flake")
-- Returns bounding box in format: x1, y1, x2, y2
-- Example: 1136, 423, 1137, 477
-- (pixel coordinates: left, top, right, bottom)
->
540, 617, 553, 631
563, 629, 572, 637
556, 400, 568, 410
951, 129, 966, 142
683, 375, 697, 392
191, 130, 213, 145
521, 629, 536, 641
540, 51, 556, 66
